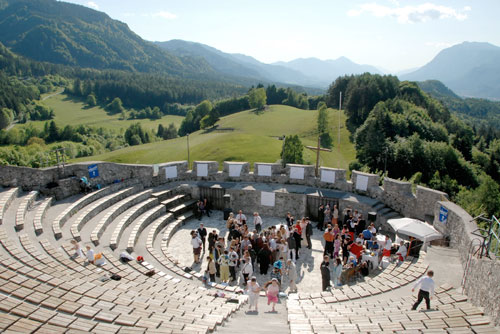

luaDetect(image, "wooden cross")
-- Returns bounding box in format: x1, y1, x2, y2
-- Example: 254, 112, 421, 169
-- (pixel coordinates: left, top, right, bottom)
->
306, 136, 332, 177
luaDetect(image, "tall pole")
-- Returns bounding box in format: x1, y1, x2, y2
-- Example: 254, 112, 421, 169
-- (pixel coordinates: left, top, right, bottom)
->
315, 135, 321, 177
187, 134, 190, 169
338, 91, 342, 148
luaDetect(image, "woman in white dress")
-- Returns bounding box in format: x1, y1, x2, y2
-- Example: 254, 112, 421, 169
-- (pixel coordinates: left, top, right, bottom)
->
247, 276, 260, 312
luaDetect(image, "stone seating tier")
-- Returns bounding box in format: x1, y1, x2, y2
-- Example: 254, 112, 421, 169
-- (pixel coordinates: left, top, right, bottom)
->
91, 189, 153, 246
53, 181, 136, 239
110, 198, 158, 250
15, 190, 38, 231
0, 187, 19, 225
33, 196, 53, 235
70, 186, 142, 242
287, 284, 498, 334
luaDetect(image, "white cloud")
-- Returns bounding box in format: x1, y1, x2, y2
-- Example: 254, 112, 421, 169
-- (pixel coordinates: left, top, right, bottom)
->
348, 2, 470, 24
86, 1, 98, 10
151, 11, 177, 20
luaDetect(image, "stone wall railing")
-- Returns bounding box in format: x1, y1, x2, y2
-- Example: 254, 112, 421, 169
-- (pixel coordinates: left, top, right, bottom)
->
0, 161, 447, 222
433, 201, 500, 326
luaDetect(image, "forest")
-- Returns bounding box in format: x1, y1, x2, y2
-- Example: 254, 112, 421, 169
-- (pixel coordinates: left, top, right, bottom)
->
327, 73, 500, 219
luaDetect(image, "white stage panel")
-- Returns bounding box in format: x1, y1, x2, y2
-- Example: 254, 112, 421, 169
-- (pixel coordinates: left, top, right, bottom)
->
197, 163, 208, 177
258, 164, 272, 176
320, 169, 336, 183
356, 175, 369, 191
261, 191, 275, 207
290, 167, 304, 180
165, 166, 177, 179
229, 164, 243, 177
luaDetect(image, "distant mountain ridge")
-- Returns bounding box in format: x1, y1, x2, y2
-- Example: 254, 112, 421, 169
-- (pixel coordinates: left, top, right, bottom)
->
156, 40, 382, 88
402, 42, 500, 100
273, 57, 381, 86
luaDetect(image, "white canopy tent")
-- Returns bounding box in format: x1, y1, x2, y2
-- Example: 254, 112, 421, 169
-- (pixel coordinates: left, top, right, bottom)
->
387, 217, 443, 250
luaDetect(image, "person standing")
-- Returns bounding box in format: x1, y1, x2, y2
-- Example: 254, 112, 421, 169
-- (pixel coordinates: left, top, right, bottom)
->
323, 228, 334, 258
228, 247, 239, 282
218, 250, 230, 283
332, 258, 343, 287
247, 277, 260, 312
235, 210, 247, 226
286, 259, 298, 293
320, 256, 331, 291
292, 226, 302, 260
253, 212, 263, 233
287, 232, 297, 262
207, 230, 218, 253
241, 259, 253, 285
412, 270, 435, 310
206, 256, 216, 283
258, 244, 272, 275
191, 231, 202, 264
197, 223, 207, 252
323, 204, 331, 228
317, 204, 325, 231
332, 204, 339, 226
305, 218, 313, 249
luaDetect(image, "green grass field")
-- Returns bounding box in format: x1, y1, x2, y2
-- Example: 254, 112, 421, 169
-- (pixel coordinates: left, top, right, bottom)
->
72, 104, 356, 170
16, 93, 184, 133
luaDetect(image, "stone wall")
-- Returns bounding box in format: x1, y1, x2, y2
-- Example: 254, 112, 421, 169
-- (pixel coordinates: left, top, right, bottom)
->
433, 201, 500, 326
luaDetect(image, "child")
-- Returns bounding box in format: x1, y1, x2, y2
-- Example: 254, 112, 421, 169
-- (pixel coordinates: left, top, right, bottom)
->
264, 278, 280, 312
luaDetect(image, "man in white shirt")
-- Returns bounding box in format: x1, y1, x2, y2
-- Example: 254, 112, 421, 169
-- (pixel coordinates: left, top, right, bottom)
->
191, 232, 202, 263
412, 270, 435, 310
235, 210, 247, 226
253, 212, 263, 233
85, 246, 95, 264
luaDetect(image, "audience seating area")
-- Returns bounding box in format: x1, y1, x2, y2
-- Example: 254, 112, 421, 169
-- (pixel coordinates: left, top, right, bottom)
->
0, 185, 245, 333
287, 284, 497, 334
0, 184, 497, 334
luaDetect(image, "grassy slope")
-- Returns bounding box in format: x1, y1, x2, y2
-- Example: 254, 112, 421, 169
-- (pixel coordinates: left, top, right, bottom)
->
73, 104, 356, 170
15, 93, 184, 132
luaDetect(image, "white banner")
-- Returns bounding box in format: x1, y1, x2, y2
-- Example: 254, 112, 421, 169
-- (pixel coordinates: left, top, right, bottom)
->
290, 167, 304, 180
165, 166, 177, 179
228, 164, 243, 177
258, 164, 272, 176
356, 175, 369, 191
261, 191, 275, 207
153, 164, 159, 177
320, 169, 336, 183
197, 163, 208, 177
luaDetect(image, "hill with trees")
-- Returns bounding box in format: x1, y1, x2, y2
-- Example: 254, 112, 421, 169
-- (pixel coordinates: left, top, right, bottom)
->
0, 0, 212, 76
327, 73, 500, 218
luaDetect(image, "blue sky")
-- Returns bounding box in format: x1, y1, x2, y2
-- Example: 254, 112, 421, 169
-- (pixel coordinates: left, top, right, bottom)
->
63, 0, 499, 72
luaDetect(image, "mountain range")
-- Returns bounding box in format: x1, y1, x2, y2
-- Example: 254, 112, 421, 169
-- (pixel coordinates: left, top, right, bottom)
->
0, 0, 499, 99
402, 42, 500, 100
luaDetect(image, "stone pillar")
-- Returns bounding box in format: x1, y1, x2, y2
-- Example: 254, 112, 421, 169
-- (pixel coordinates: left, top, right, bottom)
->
223, 162, 250, 180
192, 161, 219, 179
286, 163, 315, 185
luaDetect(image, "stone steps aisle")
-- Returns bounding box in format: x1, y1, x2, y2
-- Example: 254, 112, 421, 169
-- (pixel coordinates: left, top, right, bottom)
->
215, 295, 289, 334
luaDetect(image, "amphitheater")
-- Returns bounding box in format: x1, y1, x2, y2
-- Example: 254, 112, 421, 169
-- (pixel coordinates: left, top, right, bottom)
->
0, 160, 498, 334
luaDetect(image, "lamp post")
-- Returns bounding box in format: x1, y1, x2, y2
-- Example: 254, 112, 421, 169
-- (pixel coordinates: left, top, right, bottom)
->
187, 134, 190, 169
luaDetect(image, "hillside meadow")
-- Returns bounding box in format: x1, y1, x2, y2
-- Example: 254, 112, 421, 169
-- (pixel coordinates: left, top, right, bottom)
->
16, 93, 184, 133
71, 104, 356, 170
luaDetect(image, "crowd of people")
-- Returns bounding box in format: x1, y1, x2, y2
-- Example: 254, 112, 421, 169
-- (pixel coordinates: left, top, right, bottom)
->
190, 210, 310, 291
